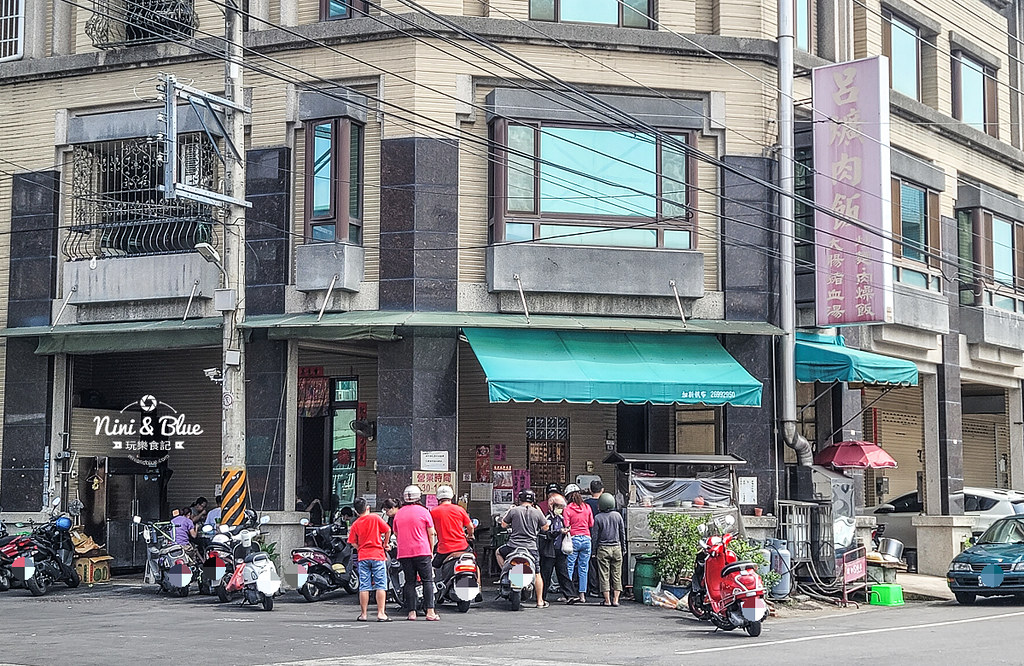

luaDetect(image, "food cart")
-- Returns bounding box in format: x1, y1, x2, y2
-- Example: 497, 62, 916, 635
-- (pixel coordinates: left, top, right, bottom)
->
602, 452, 748, 585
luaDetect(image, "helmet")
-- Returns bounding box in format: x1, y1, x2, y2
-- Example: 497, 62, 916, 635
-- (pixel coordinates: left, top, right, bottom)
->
599, 494, 616, 512
436, 485, 454, 501
403, 485, 422, 503
518, 489, 537, 505
545, 482, 562, 496
563, 484, 581, 496
55, 516, 73, 531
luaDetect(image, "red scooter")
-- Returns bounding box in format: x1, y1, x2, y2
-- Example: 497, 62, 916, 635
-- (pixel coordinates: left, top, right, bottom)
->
687, 515, 767, 637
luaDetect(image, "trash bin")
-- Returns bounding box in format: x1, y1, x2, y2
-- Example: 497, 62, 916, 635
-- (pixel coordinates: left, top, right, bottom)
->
632, 555, 660, 601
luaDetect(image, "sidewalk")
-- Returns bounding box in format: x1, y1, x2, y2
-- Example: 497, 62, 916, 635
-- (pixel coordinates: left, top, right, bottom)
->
897, 572, 954, 601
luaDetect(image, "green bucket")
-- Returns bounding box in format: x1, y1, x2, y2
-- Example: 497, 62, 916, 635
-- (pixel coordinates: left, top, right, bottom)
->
633, 556, 660, 598
868, 583, 905, 606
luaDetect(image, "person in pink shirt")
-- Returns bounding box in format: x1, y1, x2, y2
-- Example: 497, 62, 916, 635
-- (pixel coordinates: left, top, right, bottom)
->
561, 484, 594, 604
392, 485, 439, 621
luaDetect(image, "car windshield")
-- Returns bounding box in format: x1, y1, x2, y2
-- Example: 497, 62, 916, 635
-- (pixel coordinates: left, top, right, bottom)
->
1013, 500, 1024, 516
978, 519, 1024, 544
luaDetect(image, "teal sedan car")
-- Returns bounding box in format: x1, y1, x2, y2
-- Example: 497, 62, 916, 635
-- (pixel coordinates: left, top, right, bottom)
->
947, 516, 1024, 605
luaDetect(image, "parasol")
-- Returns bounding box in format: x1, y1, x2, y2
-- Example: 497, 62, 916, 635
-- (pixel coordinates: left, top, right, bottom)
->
813, 440, 898, 469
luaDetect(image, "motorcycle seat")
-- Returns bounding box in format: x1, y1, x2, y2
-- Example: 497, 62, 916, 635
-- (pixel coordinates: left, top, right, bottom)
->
244, 553, 268, 564
720, 561, 758, 577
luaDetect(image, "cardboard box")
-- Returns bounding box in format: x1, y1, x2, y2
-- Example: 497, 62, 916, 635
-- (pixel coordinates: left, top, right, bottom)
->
74, 556, 114, 584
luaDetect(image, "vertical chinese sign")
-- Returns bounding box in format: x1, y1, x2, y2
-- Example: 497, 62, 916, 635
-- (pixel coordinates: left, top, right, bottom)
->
813, 57, 894, 326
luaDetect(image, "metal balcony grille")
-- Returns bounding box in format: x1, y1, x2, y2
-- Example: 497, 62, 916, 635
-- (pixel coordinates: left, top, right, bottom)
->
65, 135, 219, 261
85, 0, 197, 49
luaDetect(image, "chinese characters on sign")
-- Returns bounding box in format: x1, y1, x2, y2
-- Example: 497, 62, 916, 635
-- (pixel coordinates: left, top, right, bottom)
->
411, 470, 456, 496
813, 57, 894, 326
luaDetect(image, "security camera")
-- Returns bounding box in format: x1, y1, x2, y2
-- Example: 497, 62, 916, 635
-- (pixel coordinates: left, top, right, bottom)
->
203, 367, 223, 383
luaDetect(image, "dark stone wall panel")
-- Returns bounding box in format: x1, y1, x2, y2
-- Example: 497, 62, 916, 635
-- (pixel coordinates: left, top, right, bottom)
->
244, 148, 290, 317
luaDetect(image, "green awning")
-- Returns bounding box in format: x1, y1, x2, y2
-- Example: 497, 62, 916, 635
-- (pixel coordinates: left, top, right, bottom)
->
0, 319, 223, 355
795, 332, 919, 386
242, 311, 782, 337
463, 328, 762, 406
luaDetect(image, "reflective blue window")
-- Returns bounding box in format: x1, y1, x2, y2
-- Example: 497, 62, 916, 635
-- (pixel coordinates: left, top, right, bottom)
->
889, 15, 919, 99
311, 122, 333, 219
560, 0, 618, 24
993, 218, 1015, 286
959, 55, 986, 131
796, 0, 811, 52
900, 183, 926, 262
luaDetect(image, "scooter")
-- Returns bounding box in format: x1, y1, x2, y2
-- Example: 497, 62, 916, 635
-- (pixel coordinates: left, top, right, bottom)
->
687, 515, 768, 637
433, 549, 480, 613
134, 515, 195, 598
291, 517, 357, 602
0, 499, 80, 597
222, 515, 280, 611
496, 544, 537, 611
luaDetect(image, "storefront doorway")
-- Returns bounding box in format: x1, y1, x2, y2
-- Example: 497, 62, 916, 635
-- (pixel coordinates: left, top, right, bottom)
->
297, 377, 360, 519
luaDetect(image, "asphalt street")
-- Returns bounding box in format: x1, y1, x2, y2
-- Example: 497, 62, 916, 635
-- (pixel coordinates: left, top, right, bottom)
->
0, 581, 1021, 665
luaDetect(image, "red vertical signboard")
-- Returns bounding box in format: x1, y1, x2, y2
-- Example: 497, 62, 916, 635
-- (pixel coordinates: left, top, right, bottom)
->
813, 57, 894, 326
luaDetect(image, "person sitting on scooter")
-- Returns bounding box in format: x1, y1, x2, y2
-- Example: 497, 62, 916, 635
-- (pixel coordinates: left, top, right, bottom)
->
497, 489, 551, 609
430, 486, 475, 569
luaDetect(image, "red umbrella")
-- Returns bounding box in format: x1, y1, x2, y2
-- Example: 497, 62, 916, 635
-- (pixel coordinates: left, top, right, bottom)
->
814, 440, 898, 469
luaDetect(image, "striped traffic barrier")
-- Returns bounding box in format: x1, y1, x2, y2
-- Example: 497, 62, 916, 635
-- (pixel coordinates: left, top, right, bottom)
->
220, 468, 248, 526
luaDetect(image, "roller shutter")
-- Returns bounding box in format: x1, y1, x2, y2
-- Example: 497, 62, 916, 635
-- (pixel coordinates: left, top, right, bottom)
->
963, 415, 999, 489
863, 386, 923, 505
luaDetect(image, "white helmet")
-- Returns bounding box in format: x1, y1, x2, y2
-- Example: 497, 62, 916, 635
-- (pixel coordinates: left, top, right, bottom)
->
563, 484, 581, 496
403, 485, 422, 503
436, 485, 454, 501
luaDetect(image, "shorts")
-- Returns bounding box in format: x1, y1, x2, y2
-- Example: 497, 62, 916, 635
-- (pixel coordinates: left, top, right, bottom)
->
357, 559, 387, 591
498, 544, 539, 563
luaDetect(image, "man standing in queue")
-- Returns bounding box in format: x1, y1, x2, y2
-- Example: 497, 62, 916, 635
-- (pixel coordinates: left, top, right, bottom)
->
496, 489, 551, 608
430, 485, 481, 593
393, 485, 440, 621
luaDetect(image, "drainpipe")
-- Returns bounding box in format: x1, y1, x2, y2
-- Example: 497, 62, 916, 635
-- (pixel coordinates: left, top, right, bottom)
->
778, 0, 813, 467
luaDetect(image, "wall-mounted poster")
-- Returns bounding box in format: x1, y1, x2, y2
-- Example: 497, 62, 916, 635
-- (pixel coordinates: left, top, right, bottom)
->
492, 488, 514, 505
475, 445, 491, 482
512, 469, 531, 497
494, 444, 506, 461
492, 463, 513, 490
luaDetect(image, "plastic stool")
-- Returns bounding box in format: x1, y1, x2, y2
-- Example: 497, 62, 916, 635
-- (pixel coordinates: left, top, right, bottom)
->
868, 583, 905, 606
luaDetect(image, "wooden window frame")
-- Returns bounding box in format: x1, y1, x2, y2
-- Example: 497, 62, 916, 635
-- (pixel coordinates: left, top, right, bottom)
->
320, 0, 367, 22
529, 0, 654, 29
488, 119, 696, 249
881, 9, 922, 101
303, 118, 364, 244
958, 207, 1024, 302
952, 50, 999, 138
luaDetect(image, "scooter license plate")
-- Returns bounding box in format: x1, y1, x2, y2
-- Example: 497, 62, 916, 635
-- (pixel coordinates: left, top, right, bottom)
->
740, 597, 768, 622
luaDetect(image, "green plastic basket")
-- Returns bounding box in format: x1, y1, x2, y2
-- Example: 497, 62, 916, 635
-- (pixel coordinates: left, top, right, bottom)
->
868, 583, 905, 606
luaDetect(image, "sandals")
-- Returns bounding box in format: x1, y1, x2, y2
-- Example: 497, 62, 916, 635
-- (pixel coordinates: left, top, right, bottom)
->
536, 601, 550, 608
377, 616, 393, 622
356, 617, 368, 622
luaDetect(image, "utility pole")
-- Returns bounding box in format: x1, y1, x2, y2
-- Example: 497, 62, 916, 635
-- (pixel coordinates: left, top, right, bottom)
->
778, 0, 810, 471
219, 0, 249, 525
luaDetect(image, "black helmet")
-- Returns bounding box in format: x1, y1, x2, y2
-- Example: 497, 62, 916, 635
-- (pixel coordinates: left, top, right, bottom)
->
545, 482, 561, 496
518, 489, 537, 504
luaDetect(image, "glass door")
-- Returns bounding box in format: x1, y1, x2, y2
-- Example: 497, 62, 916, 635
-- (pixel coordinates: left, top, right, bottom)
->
329, 379, 358, 516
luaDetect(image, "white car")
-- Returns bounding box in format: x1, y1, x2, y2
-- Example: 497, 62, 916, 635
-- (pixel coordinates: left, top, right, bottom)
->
867, 487, 1024, 551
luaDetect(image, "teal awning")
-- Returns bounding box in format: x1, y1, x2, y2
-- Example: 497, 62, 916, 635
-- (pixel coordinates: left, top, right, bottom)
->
463, 328, 762, 406
795, 332, 919, 386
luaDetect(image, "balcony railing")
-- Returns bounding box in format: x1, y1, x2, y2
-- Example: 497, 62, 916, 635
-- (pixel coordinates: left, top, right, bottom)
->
85, 0, 197, 49
65, 136, 218, 261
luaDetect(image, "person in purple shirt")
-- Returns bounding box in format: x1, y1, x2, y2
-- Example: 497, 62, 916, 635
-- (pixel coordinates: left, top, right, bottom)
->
171, 506, 196, 547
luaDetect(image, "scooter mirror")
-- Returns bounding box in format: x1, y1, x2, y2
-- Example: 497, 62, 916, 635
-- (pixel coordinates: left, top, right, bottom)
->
260, 515, 271, 525
201, 524, 214, 534
471, 518, 479, 527
52, 497, 61, 507
299, 518, 309, 526
132, 515, 142, 524
697, 523, 708, 536
142, 527, 151, 541
724, 515, 736, 527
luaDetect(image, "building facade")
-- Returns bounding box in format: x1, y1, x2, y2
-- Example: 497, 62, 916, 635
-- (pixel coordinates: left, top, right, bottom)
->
0, 0, 1021, 571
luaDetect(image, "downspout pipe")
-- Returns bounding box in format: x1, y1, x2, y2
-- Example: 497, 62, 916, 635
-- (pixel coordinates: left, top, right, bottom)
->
778, 0, 813, 467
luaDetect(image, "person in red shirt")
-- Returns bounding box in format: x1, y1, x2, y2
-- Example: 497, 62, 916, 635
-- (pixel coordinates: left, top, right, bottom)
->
347, 497, 392, 622
430, 485, 475, 568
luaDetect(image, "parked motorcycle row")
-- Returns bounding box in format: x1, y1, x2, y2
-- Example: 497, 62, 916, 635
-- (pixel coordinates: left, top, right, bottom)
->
1, 506, 766, 638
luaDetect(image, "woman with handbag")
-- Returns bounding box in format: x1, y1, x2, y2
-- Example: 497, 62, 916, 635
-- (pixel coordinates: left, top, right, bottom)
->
562, 484, 595, 604
539, 494, 575, 603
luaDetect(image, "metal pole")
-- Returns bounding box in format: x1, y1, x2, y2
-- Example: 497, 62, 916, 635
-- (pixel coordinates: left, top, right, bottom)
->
220, 0, 249, 524
778, 0, 809, 464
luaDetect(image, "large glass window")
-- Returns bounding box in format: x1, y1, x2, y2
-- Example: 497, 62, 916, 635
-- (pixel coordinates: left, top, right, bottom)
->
530, 0, 651, 28
321, 0, 366, 21
795, 0, 811, 52
305, 118, 363, 243
794, 145, 814, 263
492, 122, 692, 249
992, 217, 1015, 286
900, 183, 927, 262
954, 52, 996, 136
886, 13, 920, 99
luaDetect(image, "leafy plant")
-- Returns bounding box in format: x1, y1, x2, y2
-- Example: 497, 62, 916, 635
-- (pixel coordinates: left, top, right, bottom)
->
648, 512, 710, 582
730, 537, 782, 591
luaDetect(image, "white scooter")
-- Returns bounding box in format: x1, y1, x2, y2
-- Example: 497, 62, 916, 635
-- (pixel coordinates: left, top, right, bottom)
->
222, 515, 281, 611
497, 545, 537, 611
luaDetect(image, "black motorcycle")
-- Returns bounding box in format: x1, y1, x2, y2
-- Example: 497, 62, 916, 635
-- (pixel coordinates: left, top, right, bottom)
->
291, 518, 357, 602
433, 550, 480, 613
0, 501, 80, 597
